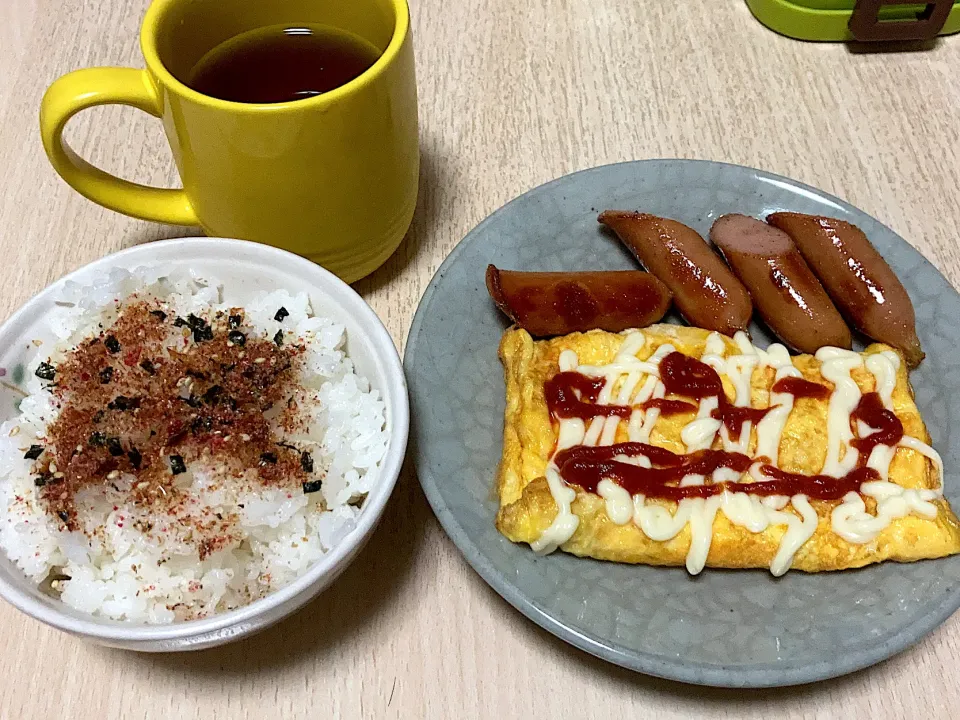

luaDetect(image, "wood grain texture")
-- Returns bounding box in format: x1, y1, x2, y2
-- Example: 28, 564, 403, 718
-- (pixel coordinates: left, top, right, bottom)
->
1, 0, 959, 717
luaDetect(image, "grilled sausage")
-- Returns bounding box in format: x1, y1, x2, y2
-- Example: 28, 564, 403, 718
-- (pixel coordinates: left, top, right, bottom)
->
767, 212, 923, 367
598, 211, 752, 336
710, 214, 852, 353
485, 266, 672, 336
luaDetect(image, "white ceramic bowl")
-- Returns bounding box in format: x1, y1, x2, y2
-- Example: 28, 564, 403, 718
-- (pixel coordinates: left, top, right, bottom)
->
0, 238, 408, 651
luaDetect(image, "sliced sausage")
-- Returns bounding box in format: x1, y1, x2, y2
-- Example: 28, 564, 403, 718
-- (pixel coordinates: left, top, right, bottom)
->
767, 212, 923, 367
598, 211, 752, 336
710, 214, 852, 353
485, 266, 672, 336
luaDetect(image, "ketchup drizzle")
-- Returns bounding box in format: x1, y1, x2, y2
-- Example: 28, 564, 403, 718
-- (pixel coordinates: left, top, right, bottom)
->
554, 441, 682, 470
546, 353, 895, 504
850, 391, 903, 460
661, 352, 772, 434
711, 396, 772, 436
639, 398, 697, 416
771, 376, 831, 400
553, 442, 881, 502
659, 351, 722, 398
544, 372, 631, 419
555, 443, 752, 500
756, 465, 879, 500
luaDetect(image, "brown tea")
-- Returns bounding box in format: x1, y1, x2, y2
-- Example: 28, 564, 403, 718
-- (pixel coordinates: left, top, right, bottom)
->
188, 24, 381, 104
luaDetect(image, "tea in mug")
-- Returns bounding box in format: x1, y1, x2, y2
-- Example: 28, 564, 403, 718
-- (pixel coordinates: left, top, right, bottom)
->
189, 23, 382, 104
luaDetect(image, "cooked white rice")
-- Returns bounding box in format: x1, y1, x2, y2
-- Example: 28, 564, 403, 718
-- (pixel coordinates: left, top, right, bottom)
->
0, 268, 388, 623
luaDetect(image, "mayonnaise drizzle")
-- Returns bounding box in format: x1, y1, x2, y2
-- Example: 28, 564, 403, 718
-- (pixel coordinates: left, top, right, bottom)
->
598, 479, 633, 525
718, 490, 819, 576
867, 351, 900, 407
685, 495, 724, 574
532, 377, 585, 554
899, 435, 944, 482
534, 331, 944, 574
754, 344, 799, 465
816, 347, 864, 476
532, 467, 580, 553
831, 481, 939, 544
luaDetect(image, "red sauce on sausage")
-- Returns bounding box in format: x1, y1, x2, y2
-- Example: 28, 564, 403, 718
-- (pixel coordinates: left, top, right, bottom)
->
544, 372, 631, 420
771, 376, 831, 400
850, 391, 903, 460
553, 442, 879, 501
639, 398, 697, 416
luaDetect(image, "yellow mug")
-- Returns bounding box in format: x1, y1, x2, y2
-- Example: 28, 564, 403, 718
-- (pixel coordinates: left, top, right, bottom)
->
40, 0, 419, 283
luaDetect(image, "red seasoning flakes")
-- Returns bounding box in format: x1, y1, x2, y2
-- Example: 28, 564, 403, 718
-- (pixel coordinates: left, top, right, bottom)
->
27, 301, 318, 548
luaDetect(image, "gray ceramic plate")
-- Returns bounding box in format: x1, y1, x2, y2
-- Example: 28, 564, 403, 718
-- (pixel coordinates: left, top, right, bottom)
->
404, 160, 960, 688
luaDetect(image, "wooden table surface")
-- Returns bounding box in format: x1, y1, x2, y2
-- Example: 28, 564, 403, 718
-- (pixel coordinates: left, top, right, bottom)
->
2, 0, 960, 717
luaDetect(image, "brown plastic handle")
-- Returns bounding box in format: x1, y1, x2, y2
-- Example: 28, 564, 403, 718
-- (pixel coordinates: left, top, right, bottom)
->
849, 0, 952, 41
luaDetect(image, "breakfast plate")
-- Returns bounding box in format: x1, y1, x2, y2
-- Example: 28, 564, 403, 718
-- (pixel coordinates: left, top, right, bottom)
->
404, 159, 960, 687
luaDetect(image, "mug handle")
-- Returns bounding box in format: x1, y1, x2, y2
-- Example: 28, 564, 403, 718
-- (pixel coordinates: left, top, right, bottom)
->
40, 67, 200, 226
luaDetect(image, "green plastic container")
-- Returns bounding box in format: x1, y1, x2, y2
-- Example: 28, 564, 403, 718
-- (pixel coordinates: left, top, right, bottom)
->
747, 0, 960, 41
